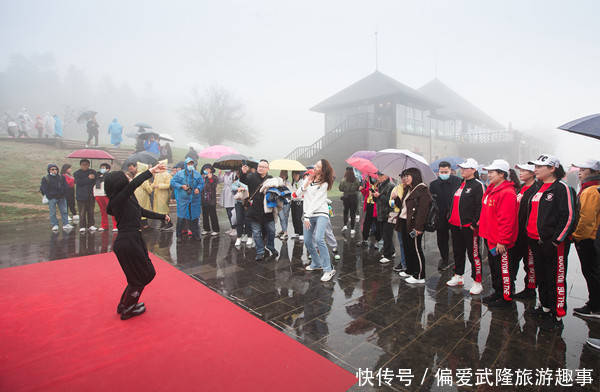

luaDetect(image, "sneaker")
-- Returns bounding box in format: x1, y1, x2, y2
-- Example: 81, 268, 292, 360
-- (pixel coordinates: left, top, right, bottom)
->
98, 227, 105, 232
281, 234, 288, 240
68, 217, 73, 223
513, 288, 536, 300
201, 230, 209, 235
305, 264, 322, 271
246, 237, 254, 247
79, 227, 86, 233
235, 238, 242, 247
574, 305, 600, 319
320, 270, 336, 282
341, 225, 348, 232
211, 231, 219, 236
586, 338, 600, 350
393, 264, 406, 272
298, 235, 304, 241
540, 316, 564, 332
277, 231, 284, 237
332, 247, 338, 253
241, 234, 248, 241
350, 229, 356, 236
113, 228, 118, 232
405, 276, 425, 284
469, 282, 483, 295
62, 224, 73, 230
379, 257, 391, 264
89, 226, 97, 232
398, 271, 410, 278
51, 225, 59, 232
483, 292, 501, 304
229, 229, 237, 237
267, 248, 279, 258
446, 275, 464, 287
72, 214, 79, 223
334, 254, 341, 260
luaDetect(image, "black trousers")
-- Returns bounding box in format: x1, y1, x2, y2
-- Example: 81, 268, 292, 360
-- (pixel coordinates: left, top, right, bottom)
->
291, 200, 304, 235
113, 231, 155, 308
381, 221, 395, 258
575, 239, 600, 311
486, 240, 518, 300
436, 218, 451, 261
450, 225, 482, 282
513, 233, 537, 289
177, 217, 199, 238
77, 198, 95, 228
400, 219, 426, 279
362, 204, 380, 241
342, 194, 358, 229
87, 131, 98, 146
65, 188, 77, 215
202, 204, 219, 232
529, 239, 570, 317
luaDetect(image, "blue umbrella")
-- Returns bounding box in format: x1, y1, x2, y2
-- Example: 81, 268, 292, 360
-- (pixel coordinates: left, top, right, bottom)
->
558, 113, 600, 140
430, 156, 464, 171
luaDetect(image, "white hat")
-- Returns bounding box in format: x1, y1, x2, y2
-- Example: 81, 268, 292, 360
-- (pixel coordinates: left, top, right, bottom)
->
458, 158, 478, 169
572, 159, 600, 171
528, 154, 560, 168
515, 163, 535, 172
483, 159, 510, 173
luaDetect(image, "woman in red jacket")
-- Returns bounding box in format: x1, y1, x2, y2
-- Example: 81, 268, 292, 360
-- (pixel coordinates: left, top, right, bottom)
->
358, 176, 379, 247
479, 160, 519, 307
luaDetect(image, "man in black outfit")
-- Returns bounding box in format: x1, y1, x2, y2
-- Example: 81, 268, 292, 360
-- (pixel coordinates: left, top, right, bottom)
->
429, 161, 462, 271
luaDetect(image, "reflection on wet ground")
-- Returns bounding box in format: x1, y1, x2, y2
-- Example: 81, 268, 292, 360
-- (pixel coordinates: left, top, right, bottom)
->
1, 203, 599, 391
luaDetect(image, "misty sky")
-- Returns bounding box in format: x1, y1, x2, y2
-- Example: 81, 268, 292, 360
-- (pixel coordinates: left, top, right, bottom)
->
1, 0, 599, 161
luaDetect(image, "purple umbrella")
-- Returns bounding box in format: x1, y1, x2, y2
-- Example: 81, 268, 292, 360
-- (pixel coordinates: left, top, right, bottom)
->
350, 150, 376, 160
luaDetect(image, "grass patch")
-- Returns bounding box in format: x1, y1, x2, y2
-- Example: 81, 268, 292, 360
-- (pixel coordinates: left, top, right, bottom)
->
0, 205, 47, 222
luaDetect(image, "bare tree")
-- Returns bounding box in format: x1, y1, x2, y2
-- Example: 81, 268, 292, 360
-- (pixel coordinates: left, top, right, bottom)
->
181, 86, 256, 146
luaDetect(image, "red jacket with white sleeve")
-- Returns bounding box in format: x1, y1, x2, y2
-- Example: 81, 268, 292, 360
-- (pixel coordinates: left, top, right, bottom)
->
479, 180, 518, 249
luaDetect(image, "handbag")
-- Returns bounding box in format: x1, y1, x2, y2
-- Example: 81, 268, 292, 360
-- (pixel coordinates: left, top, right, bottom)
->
387, 211, 399, 225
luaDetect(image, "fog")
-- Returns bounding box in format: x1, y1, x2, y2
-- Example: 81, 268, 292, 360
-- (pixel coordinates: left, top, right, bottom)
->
1, 0, 599, 163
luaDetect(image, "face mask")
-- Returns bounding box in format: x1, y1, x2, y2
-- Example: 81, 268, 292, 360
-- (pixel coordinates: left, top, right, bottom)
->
203, 170, 208, 175
439, 174, 450, 180
187, 165, 194, 171
49, 172, 57, 176
100, 168, 107, 174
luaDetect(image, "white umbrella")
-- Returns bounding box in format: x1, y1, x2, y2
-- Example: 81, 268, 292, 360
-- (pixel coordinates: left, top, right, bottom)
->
159, 133, 175, 142
371, 149, 437, 184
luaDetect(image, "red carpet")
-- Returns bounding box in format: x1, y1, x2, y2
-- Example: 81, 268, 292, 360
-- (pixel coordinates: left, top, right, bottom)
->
0, 253, 357, 391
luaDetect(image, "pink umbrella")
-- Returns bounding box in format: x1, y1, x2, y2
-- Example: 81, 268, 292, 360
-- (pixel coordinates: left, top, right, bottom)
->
350, 150, 376, 160
198, 145, 239, 159
346, 157, 378, 177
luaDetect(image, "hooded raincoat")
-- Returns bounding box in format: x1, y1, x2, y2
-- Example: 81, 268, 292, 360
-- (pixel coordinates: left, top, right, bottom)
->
170, 157, 204, 219
153, 171, 172, 214
108, 118, 123, 146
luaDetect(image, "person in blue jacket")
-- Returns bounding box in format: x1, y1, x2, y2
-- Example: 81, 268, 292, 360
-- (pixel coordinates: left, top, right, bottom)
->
171, 157, 204, 242
144, 135, 160, 154
53, 114, 63, 138
108, 118, 123, 147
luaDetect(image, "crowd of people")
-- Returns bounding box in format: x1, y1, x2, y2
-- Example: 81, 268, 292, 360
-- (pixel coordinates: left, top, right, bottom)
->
38, 152, 600, 328
3, 108, 63, 138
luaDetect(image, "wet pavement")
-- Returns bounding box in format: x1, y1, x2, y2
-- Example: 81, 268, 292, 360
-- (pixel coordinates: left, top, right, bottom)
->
1, 202, 599, 392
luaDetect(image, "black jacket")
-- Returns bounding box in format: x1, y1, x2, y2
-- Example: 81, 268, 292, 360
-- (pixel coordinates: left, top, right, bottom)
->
525, 179, 577, 243
40, 164, 67, 200
107, 170, 165, 232
73, 168, 97, 201
394, 183, 432, 232
202, 175, 219, 206
517, 181, 539, 234
374, 178, 395, 222
429, 175, 461, 219
240, 171, 274, 223
448, 177, 486, 227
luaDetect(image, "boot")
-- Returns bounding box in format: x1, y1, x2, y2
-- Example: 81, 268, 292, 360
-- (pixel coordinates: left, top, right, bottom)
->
120, 303, 146, 320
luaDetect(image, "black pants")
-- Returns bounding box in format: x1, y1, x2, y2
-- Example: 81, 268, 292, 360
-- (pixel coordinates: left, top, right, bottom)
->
529, 239, 570, 317
291, 200, 304, 235
77, 198, 95, 228
513, 233, 536, 289
66, 188, 77, 215
177, 217, 199, 238
202, 204, 219, 232
381, 221, 395, 258
113, 231, 155, 308
575, 239, 600, 311
399, 219, 426, 279
450, 225, 482, 282
87, 131, 98, 146
342, 194, 358, 229
486, 240, 518, 300
362, 204, 379, 241
436, 218, 451, 261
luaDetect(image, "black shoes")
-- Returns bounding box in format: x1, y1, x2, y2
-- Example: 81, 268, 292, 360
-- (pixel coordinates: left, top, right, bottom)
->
393, 264, 406, 273
117, 302, 145, 314
574, 305, 600, 319
267, 248, 279, 258
483, 292, 501, 304
119, 303, 146, 320
513, 288, 536, 300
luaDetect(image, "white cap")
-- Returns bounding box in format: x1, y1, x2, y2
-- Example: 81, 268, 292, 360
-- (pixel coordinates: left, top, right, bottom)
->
483, 159, 510, 173
515, 163, 535, 172
458, 158, 478, 169
528, 154, 560, 168
572, 159, 600, 171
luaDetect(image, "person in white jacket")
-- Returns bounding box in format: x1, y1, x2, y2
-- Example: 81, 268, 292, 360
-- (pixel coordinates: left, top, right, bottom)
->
296, 159, 337, 282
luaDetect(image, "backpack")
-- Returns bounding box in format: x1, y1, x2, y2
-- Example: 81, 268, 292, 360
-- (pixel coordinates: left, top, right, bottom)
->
424, 194, 439, 232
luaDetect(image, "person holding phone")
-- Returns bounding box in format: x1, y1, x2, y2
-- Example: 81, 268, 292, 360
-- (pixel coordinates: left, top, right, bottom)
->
478, 160, 520, 307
